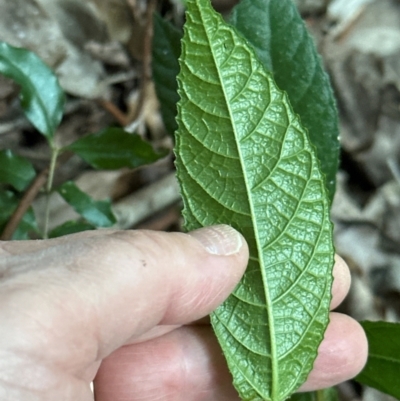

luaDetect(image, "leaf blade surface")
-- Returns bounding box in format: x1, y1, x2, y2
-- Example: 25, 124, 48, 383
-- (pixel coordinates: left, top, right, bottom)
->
152, 14, 182, 136
58, 181, 116, 228
67, 127, 167, 170
175, 0, 334, 400
230, 0, 340, 200
0, 41, 65, 140
355, 321, 400, 399
0, 149, 36, 191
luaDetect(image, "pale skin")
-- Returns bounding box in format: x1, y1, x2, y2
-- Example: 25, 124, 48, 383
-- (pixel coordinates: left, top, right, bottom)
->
0, 225, 368, 401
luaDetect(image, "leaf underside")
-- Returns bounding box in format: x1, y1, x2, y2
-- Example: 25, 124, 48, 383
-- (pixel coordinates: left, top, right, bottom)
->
230, 0, 340, 201
175, 0, 334, 400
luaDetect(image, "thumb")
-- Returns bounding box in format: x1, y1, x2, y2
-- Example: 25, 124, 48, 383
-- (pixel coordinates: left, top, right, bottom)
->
1, 225, 248, 367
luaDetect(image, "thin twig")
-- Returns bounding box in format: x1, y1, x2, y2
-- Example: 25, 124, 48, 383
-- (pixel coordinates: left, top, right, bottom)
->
135, 205, 180, 230
0, 168, 49, 241
129, 0, 157, 123
97, 98, 129, 126
112, 172, 180, 229
0, 151, 74, 241
43, 148, 60, 239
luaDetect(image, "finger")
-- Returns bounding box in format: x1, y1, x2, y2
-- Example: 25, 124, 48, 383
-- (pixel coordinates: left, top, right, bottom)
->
0, 226, 248, 370
331, 255, 351, 310
298, 312, 368, 391
94, 326, 240, 401
0, 229, 119, 255
94, 312, 368, 401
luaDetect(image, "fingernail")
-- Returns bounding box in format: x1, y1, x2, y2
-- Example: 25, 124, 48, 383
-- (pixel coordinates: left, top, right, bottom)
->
188, 225, 243, 255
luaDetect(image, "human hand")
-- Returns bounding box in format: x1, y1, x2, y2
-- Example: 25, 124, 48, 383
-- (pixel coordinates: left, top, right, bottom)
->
0, 226, 367, 401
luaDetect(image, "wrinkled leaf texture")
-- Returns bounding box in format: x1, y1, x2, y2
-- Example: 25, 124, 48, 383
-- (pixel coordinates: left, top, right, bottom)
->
0, 41, 65, 141
230, 0, 339, 201
67, 127, 167, 170
58, 181, 116, 228
175, 0, 334, 400
0, 149, 36, 191
355, 321, 400, 399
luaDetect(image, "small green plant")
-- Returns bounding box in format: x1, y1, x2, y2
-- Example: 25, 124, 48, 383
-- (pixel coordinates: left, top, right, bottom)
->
1, 0, 400, 400
0, 42, 166, 240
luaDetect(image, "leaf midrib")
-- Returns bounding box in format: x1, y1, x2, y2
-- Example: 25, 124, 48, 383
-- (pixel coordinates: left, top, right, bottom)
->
197, 5, 279, 399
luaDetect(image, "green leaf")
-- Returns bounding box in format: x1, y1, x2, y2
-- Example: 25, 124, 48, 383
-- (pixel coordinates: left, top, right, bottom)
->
288, 388, 338, 401
67, 127, 167, 170
58, 181, 116, 227
230, 0, 340, 201
0, 191, 39, 240
0, 41, 65, 141
175, 0, 334, 400
0, 149, 36, 191
49, 220, 96, 238
355, 321, 400, 399
152, 14, 182, 136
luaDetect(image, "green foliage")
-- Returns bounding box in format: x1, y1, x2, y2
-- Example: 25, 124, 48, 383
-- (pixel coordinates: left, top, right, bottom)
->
0, 191, 38, 240
0, 149, 36, 191
58, 181, 116, 228
230, 0, 339, 200
67, 127, 167, 170
175, 0, 334, 399
49, 220, 96, 238
152, 14, 182, 136
355, 321, 400, 399
0, 41, 65, 142
289, 388, 338, 401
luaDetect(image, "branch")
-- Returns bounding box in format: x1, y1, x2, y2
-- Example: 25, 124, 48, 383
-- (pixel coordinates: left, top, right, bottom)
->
0, 168, 49, 240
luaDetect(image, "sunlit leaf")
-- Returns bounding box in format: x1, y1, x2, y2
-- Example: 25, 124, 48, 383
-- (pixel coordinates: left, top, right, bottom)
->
230, 0, 339, 200
67, 127, 167, 170
0, 149, 36, 191
175, 0, 334, 399
356, 321, 400, 399
58, 181, 116, 228
0, 41, 65, 141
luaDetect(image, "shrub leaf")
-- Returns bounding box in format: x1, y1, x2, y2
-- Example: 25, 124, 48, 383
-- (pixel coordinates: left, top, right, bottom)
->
67, 127, 167, 170
152, 14, 182, 136
0, 41, 65, 141
49, 220, 96, 238
355, 321, 400, 399
230, 0, 339, 200
0, 191, 38, 240
58, 181, 116, 228
175, 0, 334, 399
0, 149, 36, 191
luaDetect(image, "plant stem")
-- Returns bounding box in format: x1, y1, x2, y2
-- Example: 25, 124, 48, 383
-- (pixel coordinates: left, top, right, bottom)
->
0, 168, 49, 240
43, 147, 59, 239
